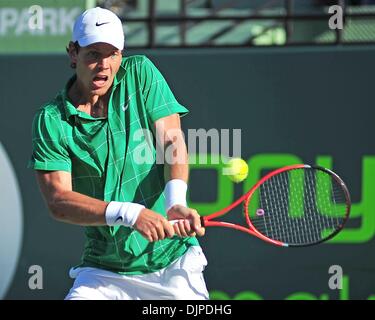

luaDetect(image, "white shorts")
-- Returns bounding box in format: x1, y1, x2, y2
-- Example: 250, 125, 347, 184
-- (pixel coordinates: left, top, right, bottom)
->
65, 246, 209, 300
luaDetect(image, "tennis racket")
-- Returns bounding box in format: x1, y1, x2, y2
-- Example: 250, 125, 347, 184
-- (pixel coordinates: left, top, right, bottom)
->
174, 164, 351, 247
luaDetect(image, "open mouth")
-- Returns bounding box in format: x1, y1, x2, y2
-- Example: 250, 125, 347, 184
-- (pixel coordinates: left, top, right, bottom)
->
92, 74, 109, 88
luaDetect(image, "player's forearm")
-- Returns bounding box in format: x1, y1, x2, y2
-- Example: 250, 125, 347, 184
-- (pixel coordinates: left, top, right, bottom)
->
164, 144, 189, 210
164, 128, 189, 182
167, 156, 189, 182
48, 190, 108, 225
154, 114, 190, 209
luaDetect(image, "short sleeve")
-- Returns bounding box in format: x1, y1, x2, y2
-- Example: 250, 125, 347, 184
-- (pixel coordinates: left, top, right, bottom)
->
139, 57, 189, 123
28, 109, 72, 172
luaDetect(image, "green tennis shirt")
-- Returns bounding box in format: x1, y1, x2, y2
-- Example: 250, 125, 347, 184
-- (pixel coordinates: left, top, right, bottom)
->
29, 55, 198, 275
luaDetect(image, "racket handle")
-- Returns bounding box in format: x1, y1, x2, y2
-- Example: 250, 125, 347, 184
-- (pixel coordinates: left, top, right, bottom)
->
169, 217, 205, 226
169, 219, 189, 225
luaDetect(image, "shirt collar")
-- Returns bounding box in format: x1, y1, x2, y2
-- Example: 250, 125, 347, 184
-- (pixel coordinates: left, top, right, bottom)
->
113, 63, 126, 86
60, 63, 126, 124
61, 75, 79, 122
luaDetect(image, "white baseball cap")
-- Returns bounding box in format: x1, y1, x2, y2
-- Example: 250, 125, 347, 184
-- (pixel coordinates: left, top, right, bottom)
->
72, 7, 124, 50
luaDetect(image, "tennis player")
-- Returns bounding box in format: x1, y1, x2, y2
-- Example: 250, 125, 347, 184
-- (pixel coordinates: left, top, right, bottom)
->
28, 7, 208, 300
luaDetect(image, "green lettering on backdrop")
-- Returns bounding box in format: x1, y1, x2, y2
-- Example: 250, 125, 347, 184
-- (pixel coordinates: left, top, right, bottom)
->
244, 154, 303, 218
316, 155, 375, 243
189, 153, 375, 244
285, 292, 328, 300
208, 276, 370, 300
188, 153, 233, 215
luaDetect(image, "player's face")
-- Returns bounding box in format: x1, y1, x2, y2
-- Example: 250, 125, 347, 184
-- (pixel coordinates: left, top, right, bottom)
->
75, 43, 122, 96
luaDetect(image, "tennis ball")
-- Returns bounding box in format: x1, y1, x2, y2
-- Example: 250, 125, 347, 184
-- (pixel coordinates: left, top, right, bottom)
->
225, 158, 248, 183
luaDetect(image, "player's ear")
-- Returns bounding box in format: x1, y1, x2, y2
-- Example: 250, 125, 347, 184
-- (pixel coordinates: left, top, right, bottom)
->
66, 41, 79, 69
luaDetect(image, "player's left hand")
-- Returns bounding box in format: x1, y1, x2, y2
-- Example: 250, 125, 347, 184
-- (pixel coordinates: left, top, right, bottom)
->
167, 204, 205, 237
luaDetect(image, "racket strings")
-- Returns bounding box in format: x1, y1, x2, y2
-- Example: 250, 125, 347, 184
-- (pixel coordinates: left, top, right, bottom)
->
248, 168, 348, 246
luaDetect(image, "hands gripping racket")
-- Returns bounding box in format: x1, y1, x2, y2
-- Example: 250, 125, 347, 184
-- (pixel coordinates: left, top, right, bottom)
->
176, 164, 351, 247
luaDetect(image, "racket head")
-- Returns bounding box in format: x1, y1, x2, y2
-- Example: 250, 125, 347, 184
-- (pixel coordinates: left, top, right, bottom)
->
244, 164, 351, 247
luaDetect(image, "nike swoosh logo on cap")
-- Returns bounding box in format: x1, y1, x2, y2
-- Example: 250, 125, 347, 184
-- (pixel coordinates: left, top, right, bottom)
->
115, 216, 123, 223
96, 22, 110, 26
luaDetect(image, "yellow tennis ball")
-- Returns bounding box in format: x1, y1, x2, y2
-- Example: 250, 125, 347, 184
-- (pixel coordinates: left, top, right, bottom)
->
225, 158, 248, 183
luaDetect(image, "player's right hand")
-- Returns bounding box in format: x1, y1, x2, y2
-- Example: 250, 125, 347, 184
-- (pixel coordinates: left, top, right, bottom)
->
133, 208, 175, 242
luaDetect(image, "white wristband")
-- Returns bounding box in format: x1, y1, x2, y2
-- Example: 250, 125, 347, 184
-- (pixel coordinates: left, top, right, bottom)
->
164, 179, 188, 212
105, 201, 145, 227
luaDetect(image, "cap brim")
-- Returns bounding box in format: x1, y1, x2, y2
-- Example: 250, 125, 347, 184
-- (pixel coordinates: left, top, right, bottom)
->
77, 35, 124, 50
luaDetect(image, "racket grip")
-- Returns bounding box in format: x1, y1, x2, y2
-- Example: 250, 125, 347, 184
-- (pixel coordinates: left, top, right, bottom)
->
169, 217, 205, 227
169, 219, 189, 225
